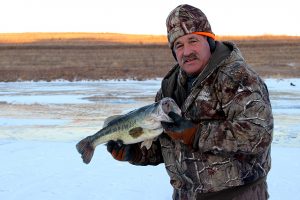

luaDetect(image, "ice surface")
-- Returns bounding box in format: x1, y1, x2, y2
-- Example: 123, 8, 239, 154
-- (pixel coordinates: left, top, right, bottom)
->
0, 78, 299, 200
0, 140, 299, 200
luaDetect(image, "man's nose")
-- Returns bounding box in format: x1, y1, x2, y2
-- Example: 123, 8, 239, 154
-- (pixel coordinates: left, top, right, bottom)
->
182, 44, 193, 56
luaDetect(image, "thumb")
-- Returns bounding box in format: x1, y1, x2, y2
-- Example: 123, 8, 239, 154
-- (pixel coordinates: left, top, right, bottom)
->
168, 112, 182, 123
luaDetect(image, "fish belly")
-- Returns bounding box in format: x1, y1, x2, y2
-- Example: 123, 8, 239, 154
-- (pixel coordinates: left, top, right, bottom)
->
92, 126, 163, 147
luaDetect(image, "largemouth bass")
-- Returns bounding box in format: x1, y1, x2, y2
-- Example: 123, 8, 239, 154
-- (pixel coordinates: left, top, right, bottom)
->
76, 97, 181, 164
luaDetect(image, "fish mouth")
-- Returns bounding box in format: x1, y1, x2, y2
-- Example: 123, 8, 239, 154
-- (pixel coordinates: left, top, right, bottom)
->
161, 98, 181, 117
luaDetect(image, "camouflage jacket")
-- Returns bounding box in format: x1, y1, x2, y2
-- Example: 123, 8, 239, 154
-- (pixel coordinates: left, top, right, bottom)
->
130, 41, 273, 199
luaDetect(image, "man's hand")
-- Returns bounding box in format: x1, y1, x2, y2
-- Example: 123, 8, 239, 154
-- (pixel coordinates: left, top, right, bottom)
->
106, 140, 140, 162
161, 112, 198, 146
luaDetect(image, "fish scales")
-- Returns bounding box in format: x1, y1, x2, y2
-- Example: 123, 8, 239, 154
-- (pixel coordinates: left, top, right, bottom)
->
76, 97, 181, 164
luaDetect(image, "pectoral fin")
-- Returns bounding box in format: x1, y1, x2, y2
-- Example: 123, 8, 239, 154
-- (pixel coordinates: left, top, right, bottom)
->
129, 127, 144, 138
141, 139, 153, 150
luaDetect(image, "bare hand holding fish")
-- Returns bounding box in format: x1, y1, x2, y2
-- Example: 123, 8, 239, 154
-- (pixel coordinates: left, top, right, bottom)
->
76, 97, 181, 164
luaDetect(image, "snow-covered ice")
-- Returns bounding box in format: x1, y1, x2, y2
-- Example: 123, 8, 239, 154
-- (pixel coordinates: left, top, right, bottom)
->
0, 78, 299, 200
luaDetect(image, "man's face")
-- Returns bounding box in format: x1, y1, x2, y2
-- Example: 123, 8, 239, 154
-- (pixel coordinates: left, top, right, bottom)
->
173, 34, 211, 75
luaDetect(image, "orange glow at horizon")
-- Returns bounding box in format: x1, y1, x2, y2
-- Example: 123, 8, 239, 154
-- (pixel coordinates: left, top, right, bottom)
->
0, 32, 168, 44
0, 32, 299, 44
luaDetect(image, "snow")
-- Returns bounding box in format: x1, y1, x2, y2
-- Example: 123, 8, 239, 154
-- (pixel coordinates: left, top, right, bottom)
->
0, 78, 300, 200
0, 141, 299, 200
0, 140, 172, 200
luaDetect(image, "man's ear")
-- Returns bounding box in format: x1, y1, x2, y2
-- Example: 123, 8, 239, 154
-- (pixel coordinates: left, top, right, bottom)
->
207, 37, 216, 53
172, 49, 178, 61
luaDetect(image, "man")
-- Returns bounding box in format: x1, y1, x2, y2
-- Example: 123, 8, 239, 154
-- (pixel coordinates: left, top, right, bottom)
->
107, 4, 273, 200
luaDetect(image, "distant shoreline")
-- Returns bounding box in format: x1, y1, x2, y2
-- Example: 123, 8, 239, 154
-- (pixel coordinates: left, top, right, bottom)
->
1, 34, 299, 82
1, 32, 299, 44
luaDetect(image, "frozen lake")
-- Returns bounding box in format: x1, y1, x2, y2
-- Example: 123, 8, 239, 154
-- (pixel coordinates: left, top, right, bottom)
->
0, 78, 300, 200
0, 78, 299, 147
0, 80, 161, 141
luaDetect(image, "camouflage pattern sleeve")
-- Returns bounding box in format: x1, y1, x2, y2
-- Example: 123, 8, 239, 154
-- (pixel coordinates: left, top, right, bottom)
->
195, 66, 273, 155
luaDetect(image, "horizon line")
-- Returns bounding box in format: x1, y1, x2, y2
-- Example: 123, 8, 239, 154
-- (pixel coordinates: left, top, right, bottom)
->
0, 31, 299, 36
0, 32, 299, 44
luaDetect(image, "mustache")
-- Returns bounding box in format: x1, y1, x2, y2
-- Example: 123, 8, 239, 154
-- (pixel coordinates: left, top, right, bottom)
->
181, 53, 199, 64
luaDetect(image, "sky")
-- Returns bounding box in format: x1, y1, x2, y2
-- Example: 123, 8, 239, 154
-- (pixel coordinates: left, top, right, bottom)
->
0, 0, 299, 36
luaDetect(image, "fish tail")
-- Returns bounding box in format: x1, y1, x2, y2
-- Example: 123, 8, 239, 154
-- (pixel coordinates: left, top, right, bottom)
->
76, 137, 95, 164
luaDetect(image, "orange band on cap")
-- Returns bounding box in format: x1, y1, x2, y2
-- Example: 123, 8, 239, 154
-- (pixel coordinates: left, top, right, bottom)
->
192, 32, 216, 40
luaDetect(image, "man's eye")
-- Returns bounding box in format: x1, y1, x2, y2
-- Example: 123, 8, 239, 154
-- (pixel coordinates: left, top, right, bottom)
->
175, 44, 183, 50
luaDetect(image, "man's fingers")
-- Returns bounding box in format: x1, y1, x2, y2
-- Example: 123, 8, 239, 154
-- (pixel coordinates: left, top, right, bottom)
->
124, 145, 132, 161
116, 139, 124, 147
161, 121, 174, 130
168, 111, 183, 123
106, 140, 125, 154
106, 140, 116, 153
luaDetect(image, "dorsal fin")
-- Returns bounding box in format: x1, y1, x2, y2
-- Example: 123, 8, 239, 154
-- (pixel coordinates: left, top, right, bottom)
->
103, 115, 123, 127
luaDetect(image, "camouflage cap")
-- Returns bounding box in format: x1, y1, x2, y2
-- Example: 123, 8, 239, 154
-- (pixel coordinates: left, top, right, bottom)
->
166, 4, 215, 48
